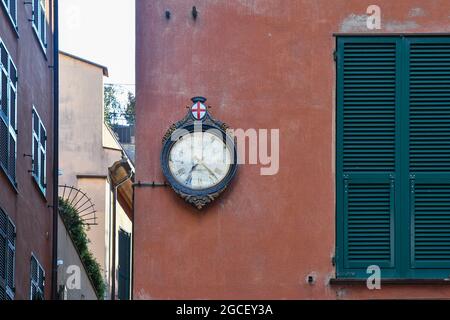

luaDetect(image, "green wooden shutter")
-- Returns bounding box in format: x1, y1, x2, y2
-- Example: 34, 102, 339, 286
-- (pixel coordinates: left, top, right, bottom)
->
118, 229, 131, 300
6, 218, 14, 299
0, 209, 7, 300
0, 208, 15, 300
0, 42, 8, 174
409, 38, 450, 269
337, 38, 399, 277
338, 36, 450, 279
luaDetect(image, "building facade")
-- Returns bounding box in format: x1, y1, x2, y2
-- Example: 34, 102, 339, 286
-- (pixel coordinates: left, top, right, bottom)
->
135, 1, 450, 299
59, 52, 134, 300
0, 0, 56, 300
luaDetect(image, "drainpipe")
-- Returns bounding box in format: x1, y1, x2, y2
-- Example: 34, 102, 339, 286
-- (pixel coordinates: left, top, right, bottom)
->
131, 183, 135, 300
110, 162, 133, 300
51, 0, 59, 300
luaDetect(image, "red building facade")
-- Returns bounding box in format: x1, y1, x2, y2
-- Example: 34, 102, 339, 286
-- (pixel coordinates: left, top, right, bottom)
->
135, 1, 450, 299
0, 0, 56, 300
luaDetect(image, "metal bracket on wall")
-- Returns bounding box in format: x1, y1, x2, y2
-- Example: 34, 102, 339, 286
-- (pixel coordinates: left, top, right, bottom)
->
133, 181, 170, 188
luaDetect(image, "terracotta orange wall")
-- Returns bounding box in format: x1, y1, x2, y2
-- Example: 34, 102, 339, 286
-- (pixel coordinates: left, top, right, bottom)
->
135, 0, 450, 299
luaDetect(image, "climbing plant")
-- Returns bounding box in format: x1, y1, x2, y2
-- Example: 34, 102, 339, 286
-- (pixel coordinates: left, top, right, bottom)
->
59, 198, 105, 299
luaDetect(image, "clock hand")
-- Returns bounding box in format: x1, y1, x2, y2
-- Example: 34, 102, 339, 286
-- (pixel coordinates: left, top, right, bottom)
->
186, 163, 199, 185
194, 157, 219, 180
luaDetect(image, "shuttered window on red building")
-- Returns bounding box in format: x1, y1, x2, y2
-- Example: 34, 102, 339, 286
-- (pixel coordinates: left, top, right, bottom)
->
31, 0, 47, 52
337, 36, 450, 279
1, 0, 18, 29
32, 107, 46, 195
0, 39, 17, 187
0, 208, 15, 300
30, 254, 44, 300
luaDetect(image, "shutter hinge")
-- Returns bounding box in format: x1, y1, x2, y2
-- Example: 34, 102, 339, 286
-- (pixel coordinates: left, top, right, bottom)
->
333, 51, 338, 62
331, 256, 336, 267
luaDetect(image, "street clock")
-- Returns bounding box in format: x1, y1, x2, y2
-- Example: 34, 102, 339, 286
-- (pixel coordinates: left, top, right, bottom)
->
161, 97, 238, 209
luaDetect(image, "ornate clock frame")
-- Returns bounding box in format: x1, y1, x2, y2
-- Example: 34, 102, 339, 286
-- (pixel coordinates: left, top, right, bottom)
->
161, 97, 238, 210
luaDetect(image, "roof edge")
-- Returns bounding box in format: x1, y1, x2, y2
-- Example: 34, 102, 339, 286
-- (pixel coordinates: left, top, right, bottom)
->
59, 51, 109, 76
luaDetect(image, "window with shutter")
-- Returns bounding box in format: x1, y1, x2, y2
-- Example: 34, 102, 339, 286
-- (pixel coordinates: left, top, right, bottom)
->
32, 0, 47, 52
0, 39, 17, 187
337, 36, 450, 279
1, 0, 18, 29
0, 208, 15, 300
32, 107, 46, 195
118, 229, 131, 300
30, 254, 44, 300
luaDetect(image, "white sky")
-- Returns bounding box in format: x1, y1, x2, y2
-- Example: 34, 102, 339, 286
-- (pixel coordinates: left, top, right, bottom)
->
59, 0, 135, 89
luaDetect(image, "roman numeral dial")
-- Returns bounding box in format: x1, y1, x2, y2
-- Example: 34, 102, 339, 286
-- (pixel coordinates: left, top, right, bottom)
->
168, 132, 232, 190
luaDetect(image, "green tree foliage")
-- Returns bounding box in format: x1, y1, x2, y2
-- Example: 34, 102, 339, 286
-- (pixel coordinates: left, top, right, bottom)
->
104, 84, 135, 127
104, 85, 122, 127
125, 91, 136, 126
59, 198, 105, 299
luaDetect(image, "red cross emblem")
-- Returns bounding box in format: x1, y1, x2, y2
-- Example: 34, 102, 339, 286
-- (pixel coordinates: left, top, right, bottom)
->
191, 102, 207, 120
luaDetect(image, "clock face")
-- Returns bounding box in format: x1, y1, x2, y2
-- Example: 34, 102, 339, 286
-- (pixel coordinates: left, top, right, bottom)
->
168, 131, 232, 190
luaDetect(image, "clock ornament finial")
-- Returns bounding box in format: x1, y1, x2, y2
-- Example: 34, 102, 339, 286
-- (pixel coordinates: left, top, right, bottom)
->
190, 96, 208, 121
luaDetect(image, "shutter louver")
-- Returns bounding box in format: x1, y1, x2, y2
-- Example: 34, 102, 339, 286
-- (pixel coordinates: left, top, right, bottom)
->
342, 43, 397, 172
33, 136, 38, 176
0, 119, 7, 172
0, 233, 5, 280
8, 134, 15, 181
10, 86, 15, 129
0, 286, 4, 300
345, 182, 393, 268
5, 217, 14, 299
40, 151, 45, 187
409, 39, 450, 269
0, 209, 14, 300
0, 209, 6, 290
413, 183, 450, 267
339, 39, 398, 273
410, 42, 450, 172
1, 72, 7, 115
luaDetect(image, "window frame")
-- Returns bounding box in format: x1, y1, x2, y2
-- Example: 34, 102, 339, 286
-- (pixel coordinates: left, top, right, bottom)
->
32, 107, 46, 195
0, 38, 17, 188
31, 0, 47, 54
1, 0, 18, 32
30, 253, 44, 300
